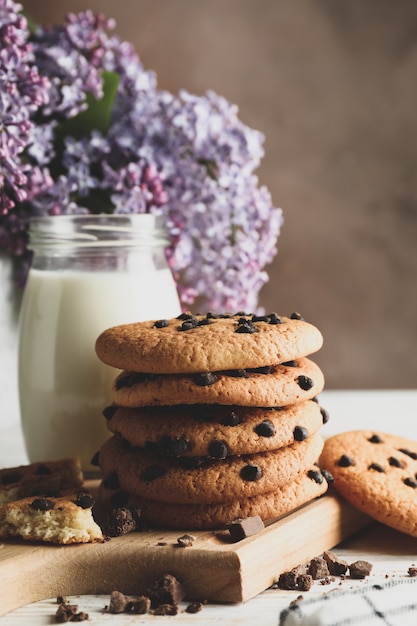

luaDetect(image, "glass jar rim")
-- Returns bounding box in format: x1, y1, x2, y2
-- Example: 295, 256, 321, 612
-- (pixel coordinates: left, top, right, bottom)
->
27, 213, 169, 249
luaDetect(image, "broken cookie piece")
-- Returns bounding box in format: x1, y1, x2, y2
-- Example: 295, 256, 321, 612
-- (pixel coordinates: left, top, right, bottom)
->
0, 489, 103, 544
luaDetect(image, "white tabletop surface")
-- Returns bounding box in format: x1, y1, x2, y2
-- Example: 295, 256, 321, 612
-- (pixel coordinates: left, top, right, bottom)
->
1, 389, 417, 625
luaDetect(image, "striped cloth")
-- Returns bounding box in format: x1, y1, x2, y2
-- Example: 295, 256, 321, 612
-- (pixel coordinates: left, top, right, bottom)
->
279, 578, 417, 626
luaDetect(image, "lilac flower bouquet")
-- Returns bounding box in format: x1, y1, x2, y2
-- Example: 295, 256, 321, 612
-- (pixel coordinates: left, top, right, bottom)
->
0, 0, 283, 312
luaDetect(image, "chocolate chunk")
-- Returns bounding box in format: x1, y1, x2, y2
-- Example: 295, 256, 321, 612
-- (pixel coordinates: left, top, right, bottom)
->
399, 448, 417, 460
197, 318, 213, 326
105, 507, 141, 537
208, 440, 228, 459
282, 360, 298, 367
322, 551, 348, 576
176, 533, 196, 547
240, 464, 262, 481
294, 426, 309, 441
185, 602, 204, 613
368, 463, 385, 473
227, 515, 265, 541
254, 420, 275, 437
102, 405, 118, 420
227, 369, 249, 378
389, 456, 404, 468
307, 469, 324, 484
75, 492, 94, 509
404, 477, 417, 488
251, 315, 269, 322
141, 465, 167, 482
103, 471, 119, 490
221, 411, 241, 426
179, 318, 198, 331
349, 560, 373, 579
126, 596, 151, 614
290, 311, 304, 320
337, 454, 355, 467
146, 574, 186, 607
267, 313, 284, 324
30, 497, 54, 511
115, 372, 157, 390
179, 456, 211, 470
157, 436, 189, 457
193, 372, 218, 386
154, 319, 169, 328
368, 434, 383, 444
321, 468, 334, 484
297, 375, 314, 391
307, 557, 330, 580
277, 570, 312, 591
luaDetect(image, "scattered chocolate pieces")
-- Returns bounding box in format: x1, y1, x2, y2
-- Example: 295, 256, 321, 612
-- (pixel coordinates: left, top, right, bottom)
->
105, 506, 141, 537
278, 569, 313, 592
146, 574, 186, 607
307, 557, 330, 580
227, 515, 265, 542
349, 560, 373, 579
55, 599, 88, 623
322, 551, 349, 576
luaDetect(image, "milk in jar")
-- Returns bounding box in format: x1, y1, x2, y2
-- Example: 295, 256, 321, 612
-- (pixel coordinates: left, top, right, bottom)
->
18, 215, 181, 474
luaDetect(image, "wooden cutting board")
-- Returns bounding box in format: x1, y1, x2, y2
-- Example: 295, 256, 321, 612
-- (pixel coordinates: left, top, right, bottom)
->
0, 487, 371, 616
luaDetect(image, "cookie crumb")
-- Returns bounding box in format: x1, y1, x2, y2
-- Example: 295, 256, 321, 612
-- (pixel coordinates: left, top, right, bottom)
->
105, 506, 141, 537
227, 515, 265, 541
408, 567, 417, 577
146, 574, 186, 607
307, 557, 330, 580
185, 601, 204, 613
176, 533, 196, 547
152, 603, 178, 616
108, 590, 129, 614
55, 600, 88, 623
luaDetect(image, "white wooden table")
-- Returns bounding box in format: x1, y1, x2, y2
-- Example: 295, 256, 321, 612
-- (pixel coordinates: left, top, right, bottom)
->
1, 389, 417, 625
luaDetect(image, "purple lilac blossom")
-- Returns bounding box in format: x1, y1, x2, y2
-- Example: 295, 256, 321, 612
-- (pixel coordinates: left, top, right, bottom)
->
0, 3, 283, 311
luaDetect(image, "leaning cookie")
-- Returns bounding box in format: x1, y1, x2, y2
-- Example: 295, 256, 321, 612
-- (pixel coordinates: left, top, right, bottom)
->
105, 400, 328, 457
112, 358, 324, 408
0, 458, 83, 506
98, 433, 324, 504
0, 489, 103, 544
319, 430, 417, 538
99, 466, 330, 530
95, 313, 323, 374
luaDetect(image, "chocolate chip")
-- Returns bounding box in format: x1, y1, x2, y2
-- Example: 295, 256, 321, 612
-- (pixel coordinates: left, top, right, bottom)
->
103, 471, 119, 490
369, 463, 385, 473
176, 312, 194, 320
321, 469, 334, 483
399, 448, 417, 460
389, 456, 404, 468
1, 472, 21, 485
193, 372, 218, 386
320, 407, 330, 424
235, 319, 257, 333
115, 372, 157, 390
30, 498, 54, 511
307, 469, 324, 484
337, 454, 355, 467
179, 317, 198, 331
75, 493, 94, 509
404, 477, 417, 488
294, 426, 309, 441
208, 440, 228, 459
240, 464, 262, 481
282, 360, 298, 367
197, 318, 213, 326
368, 434, 383, 443
251, 315, 269, 322
154, 319, 169, 328
102, 405, 118, 420
227, 369, 249, 378
247, 365, 271, 374
227, 515, 265, 541
141, 466, 167, 482
157, 436, 190, 457
179, 456, 211, 470
290, 312, 304, 320
297, 375, 314, 391
90, 451, 100, 466
255, 420, 275, 437
268, 313, 284, 324
221, 411, 241, 426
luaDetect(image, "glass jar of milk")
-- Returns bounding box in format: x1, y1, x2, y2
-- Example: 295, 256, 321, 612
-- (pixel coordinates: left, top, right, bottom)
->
18, 214, 181, 475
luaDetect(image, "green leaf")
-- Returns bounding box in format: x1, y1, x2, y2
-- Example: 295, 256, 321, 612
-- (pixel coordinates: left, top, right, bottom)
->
61, 71, 120, 139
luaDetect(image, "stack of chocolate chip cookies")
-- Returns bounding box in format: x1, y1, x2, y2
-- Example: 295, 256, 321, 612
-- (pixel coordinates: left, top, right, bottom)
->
94, 312, 330, 530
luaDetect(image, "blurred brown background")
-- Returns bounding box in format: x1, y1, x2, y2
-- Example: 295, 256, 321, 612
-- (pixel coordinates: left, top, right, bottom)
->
22, 0, 417, 389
